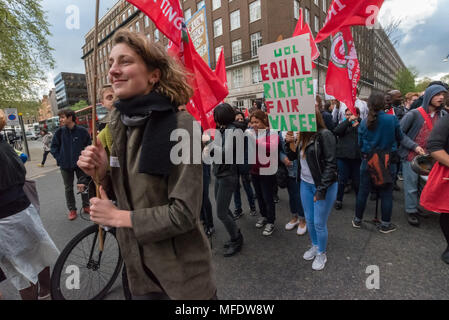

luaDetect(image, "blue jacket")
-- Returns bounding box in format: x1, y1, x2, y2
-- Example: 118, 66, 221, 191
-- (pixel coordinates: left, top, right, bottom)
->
358, 111, 403, 155
50, 125, 91, 169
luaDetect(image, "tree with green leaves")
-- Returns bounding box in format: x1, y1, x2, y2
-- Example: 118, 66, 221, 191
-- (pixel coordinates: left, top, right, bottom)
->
393, 67, 417, 94
415, 77, 433, 93
69, 100, 88, 111
0, 0, 55, 106
440, 74, 449, 85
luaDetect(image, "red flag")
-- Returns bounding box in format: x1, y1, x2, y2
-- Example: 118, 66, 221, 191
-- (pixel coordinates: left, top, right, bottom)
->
325, 27, 360, 115
293, 9, 320, 62
183, 32, 228, 130
315, 0, 385, 43
126, 0, 184, 47
244, 108, 249, 118
214, 48, 227, 89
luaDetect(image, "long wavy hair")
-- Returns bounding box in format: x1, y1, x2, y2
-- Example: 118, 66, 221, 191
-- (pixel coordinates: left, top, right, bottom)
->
367, 92, 386, 130
112, 30, 193, 106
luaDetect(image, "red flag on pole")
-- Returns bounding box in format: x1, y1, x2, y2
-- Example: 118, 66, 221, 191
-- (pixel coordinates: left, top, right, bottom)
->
214, 48, 227, 89
182, 33, 229, 130
315, 0, 385, 43
293, 9, 320, 62
126, 0, 184, 47
325, 27, 360, 115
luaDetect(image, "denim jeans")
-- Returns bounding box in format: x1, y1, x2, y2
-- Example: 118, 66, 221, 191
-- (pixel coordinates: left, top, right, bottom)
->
300, 180, 338, 254
41, 150, 50, 165
214, 174, 239, 239
402, 161, 419, 214
233, 172, 255, 211
201, 164, 214, 228
337, 158, 361, 202
251, 174, 276, 224
287, 177, 304, 217
355, 160, 396, 226
60, 167, 90, 211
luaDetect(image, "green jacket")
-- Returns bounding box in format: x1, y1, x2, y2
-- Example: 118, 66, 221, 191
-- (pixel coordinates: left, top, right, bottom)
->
103, 109, 216, 299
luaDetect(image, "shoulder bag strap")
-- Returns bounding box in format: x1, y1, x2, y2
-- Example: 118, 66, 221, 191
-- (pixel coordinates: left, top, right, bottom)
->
417, 107, 433, 130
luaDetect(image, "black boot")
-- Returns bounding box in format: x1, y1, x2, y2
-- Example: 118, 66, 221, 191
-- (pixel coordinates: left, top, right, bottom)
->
223, 231, 243, 257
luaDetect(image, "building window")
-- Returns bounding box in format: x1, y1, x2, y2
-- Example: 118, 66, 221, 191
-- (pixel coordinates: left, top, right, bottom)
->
129, 25, 133, 31
214, 18, 223, 38
197, 0, 205, 11
154, 29, 160, 41
115, 19, 118, 29
251, 32, 262, 57
233, 68, 243, 88
212, 0, 221, 10
314, 0, 319, 6
249, 0, 261, 23
232, 39, 242, 63
314, 15, 319, 33
146, 33, 151, 40
128, 8, 132, 17
323, 0, 327, 12
184, 8, 192, 21
294, 1, 300, 20
252, 65, 262, 84
145, 16, 150, 27
122, 13, 126, 22
305, 8, 310, 24
215, 46, 223, 63
230, 10, 240, 31
136, 21, 140, 33
322, 47, 327, 60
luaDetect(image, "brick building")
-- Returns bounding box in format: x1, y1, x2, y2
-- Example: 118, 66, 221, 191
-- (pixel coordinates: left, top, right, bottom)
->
82, 0, 406, 107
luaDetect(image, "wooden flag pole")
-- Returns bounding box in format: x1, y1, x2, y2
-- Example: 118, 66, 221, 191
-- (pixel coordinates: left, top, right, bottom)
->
92, 0, 104, 251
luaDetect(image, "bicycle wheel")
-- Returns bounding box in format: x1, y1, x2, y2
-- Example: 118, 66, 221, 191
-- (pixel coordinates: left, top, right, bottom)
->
51, 224, 123, 300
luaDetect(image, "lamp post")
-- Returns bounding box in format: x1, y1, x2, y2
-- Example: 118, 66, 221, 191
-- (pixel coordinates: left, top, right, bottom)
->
443, 54, 449, 62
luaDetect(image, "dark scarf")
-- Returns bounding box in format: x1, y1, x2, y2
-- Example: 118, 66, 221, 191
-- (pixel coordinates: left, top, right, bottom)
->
114, 92, 177, 176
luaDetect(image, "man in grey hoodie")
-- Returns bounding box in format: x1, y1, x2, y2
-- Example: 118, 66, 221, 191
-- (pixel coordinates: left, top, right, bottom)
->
399, 84, 448, 226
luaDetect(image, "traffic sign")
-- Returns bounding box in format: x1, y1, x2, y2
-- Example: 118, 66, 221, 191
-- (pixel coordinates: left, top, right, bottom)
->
4, 108, 20, 126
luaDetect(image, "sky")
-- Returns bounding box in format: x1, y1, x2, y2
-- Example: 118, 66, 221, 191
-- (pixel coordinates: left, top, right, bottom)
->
38, 0, 449, 95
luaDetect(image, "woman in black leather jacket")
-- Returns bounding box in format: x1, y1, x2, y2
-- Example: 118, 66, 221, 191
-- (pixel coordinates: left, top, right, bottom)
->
285, 109, 338, 271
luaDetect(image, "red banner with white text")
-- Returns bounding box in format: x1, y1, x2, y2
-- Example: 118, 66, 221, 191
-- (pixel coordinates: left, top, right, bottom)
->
315, 0, 385, 43
325, 27, 360, 115
126, 0, 184, 47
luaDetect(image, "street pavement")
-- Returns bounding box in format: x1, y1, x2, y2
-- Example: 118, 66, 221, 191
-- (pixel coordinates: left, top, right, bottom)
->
1, 139, 449, 300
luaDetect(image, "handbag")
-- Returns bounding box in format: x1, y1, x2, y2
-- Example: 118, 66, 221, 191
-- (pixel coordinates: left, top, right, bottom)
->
276, 162, 289, 189
420, 162, 449, 213
23, 179, 40, 214
366, 150, 392, 188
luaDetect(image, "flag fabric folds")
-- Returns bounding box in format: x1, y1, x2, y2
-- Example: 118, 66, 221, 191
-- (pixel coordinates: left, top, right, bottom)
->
325, 27, 360, 115
127, 0, 184, 49
315, 0, 385, 43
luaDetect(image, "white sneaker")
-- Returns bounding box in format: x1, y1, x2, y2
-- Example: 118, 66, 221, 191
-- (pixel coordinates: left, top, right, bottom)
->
285, 216, 299, 230
296, 219, 307, 235
262, 223, 275, 236
255, 217, 267, 228
312, 253, 327, 271
303, 245, 318, 261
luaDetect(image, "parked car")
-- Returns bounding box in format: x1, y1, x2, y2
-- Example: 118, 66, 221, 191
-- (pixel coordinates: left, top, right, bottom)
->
25, 130, 38, 140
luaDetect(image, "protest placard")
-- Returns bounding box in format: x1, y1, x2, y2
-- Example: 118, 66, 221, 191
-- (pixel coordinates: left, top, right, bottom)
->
258, 34, 316, 132
187, 6, 210, 66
